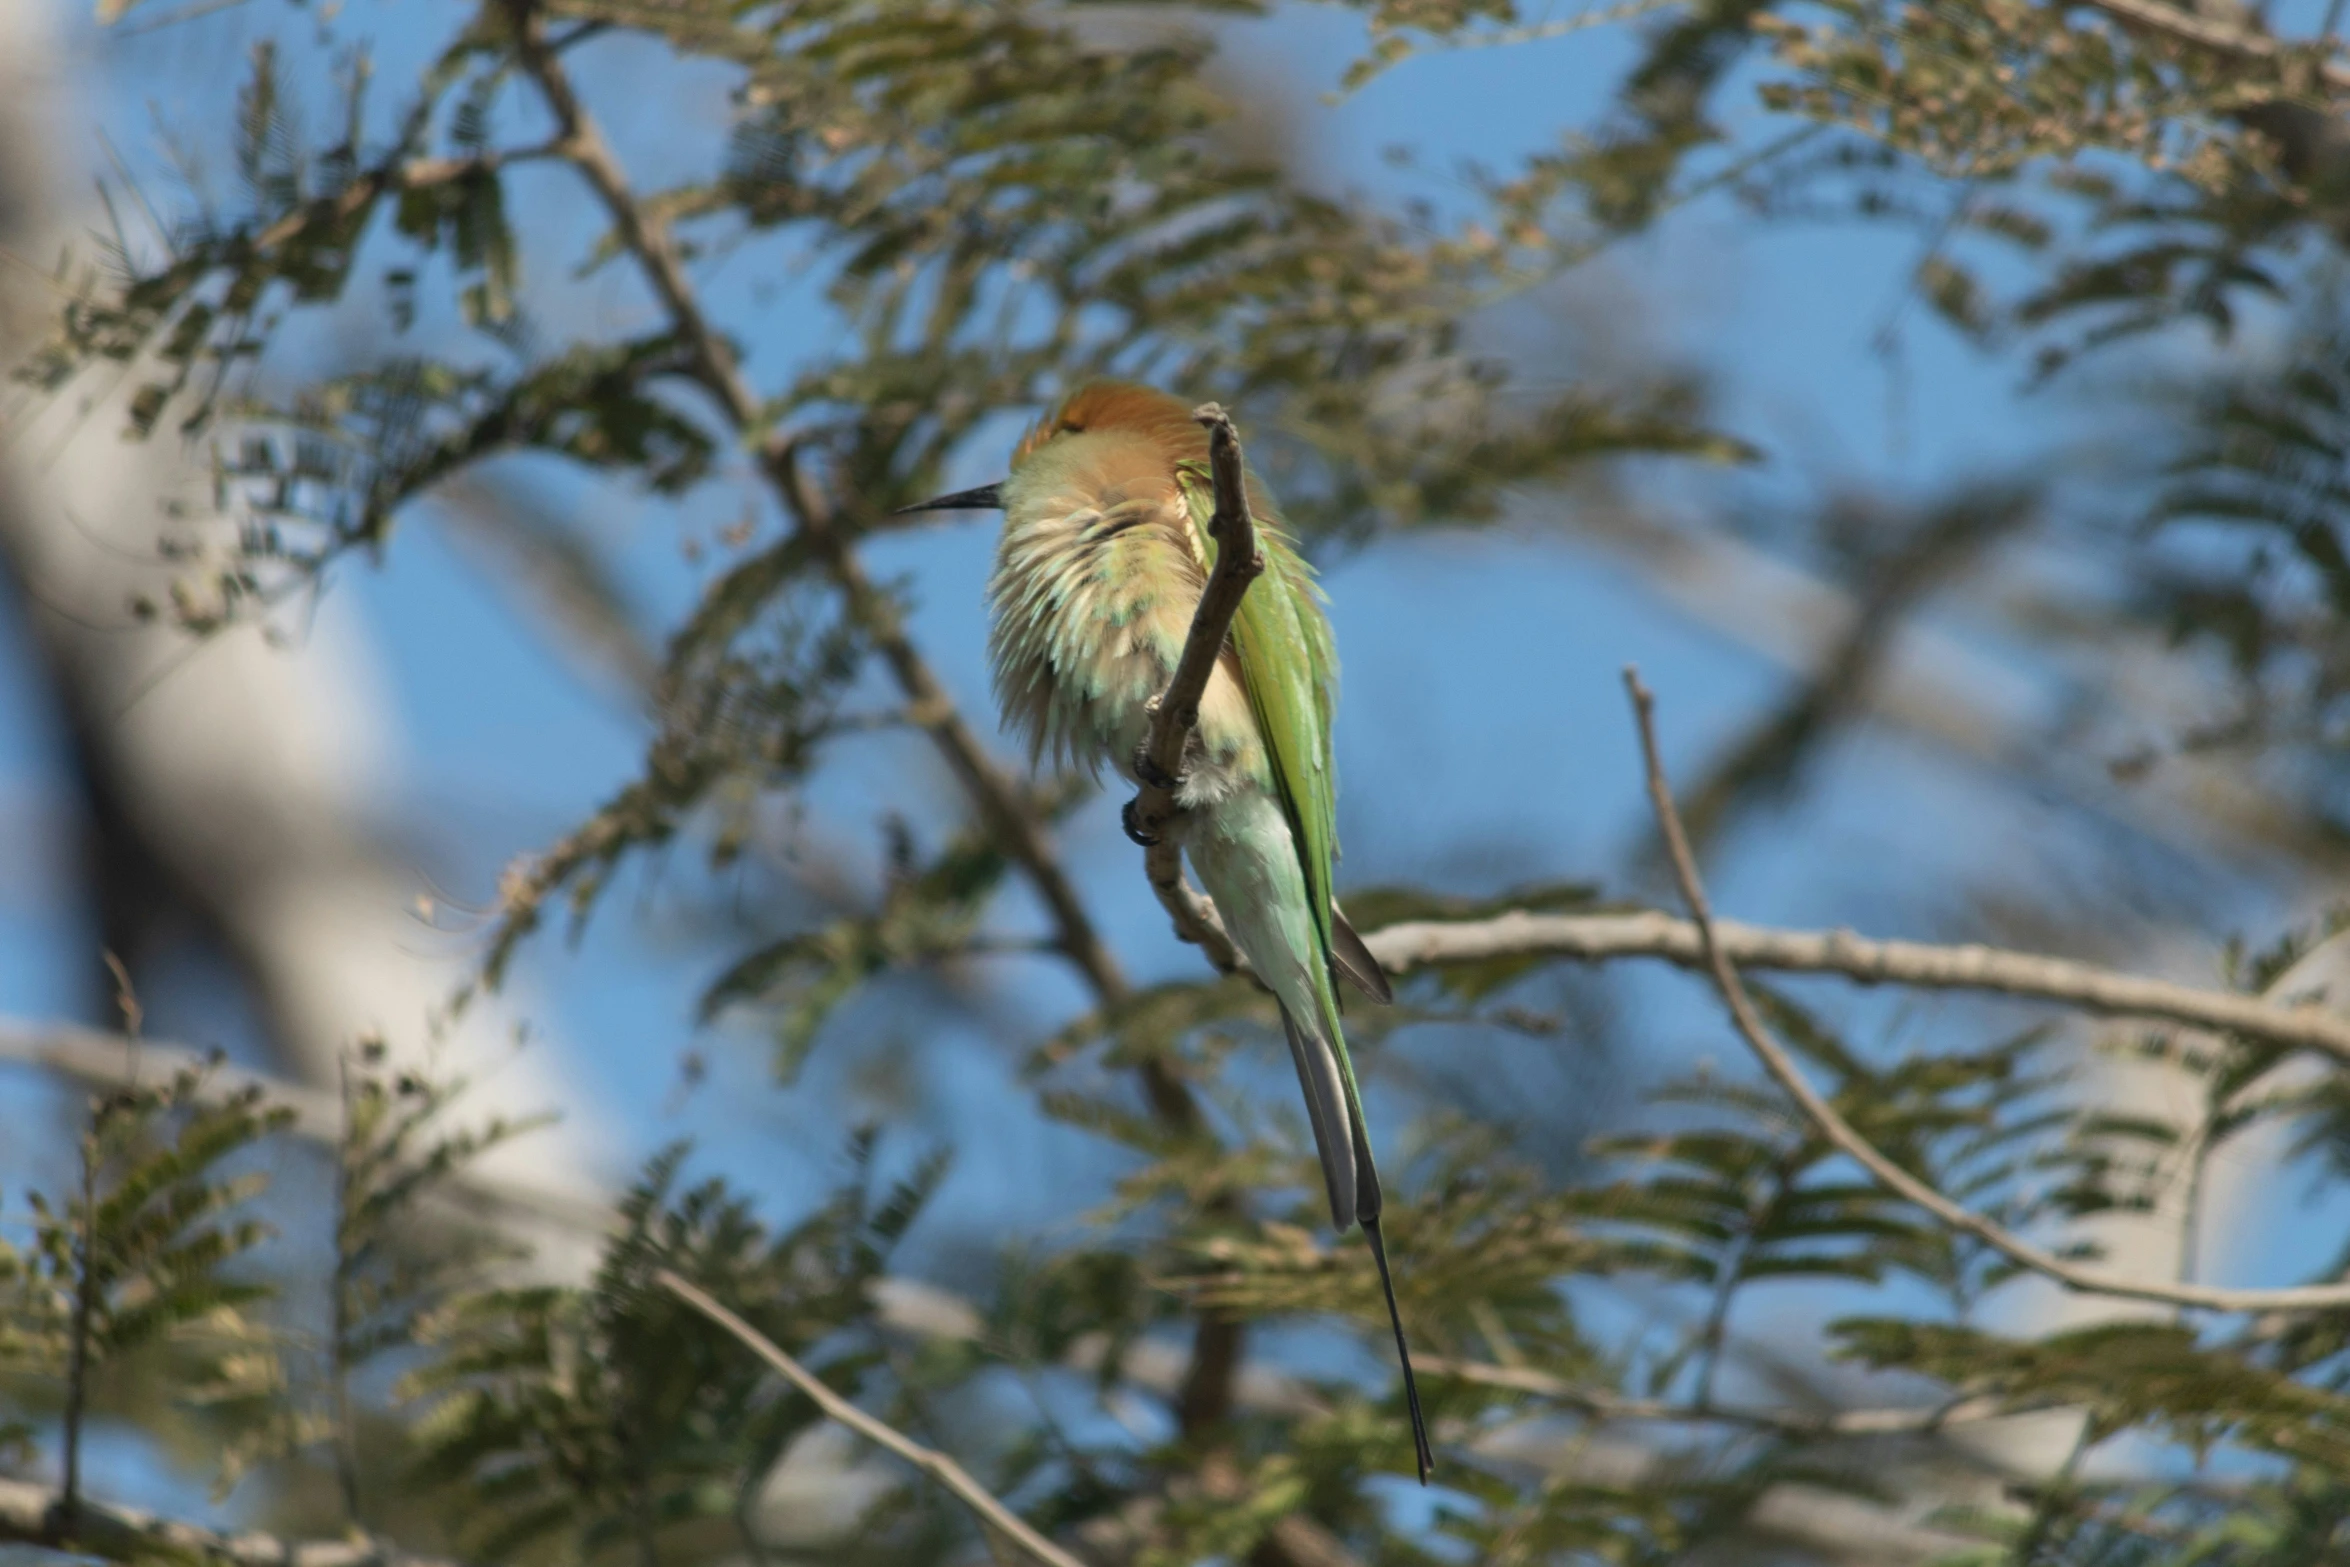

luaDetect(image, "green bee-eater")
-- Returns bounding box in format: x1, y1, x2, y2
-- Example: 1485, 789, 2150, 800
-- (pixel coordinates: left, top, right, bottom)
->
903, 381, 1431, 1482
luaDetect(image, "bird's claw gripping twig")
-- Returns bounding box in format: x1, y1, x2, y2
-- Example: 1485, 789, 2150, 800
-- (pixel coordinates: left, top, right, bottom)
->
1132, 748, 1183, 792
1121, 797, 1162, 848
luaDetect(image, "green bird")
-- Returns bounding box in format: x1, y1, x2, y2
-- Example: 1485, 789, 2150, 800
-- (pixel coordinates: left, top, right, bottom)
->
902, 381, 1431, 1482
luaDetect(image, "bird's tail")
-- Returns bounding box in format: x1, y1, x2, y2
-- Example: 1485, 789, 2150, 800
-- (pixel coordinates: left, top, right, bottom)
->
1191, 793, 1431, 1479
1280, 1004, 1433, 1484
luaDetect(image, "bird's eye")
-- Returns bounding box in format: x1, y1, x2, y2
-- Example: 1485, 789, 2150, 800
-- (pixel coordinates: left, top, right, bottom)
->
1059, 420, 1086, 434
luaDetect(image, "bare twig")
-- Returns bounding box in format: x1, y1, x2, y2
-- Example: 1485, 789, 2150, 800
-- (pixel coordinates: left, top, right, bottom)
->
2080, 0, 2350, 88
1131, 405, 1260, 807
244, 144, 564, 255
1365, 910, 2350, 1069
1581, 513, 2342, 877
1123, 404, 1259, 974
1623, 665, 2350, 1315
56, 1101, 99, 1543
1418, 1356, 2019, 1436
1154, 868, 1244, 975
0, 1013, 2075, 1548
33, 878, 2350, 1143
496, 9, 1268, 1499
654, 1270, 1087, 1567
0, 1016, 615, 1237
499, 0, 1173, 1102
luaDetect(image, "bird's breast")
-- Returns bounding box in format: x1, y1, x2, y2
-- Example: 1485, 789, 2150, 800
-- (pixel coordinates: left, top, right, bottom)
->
986, 460, 1262, 798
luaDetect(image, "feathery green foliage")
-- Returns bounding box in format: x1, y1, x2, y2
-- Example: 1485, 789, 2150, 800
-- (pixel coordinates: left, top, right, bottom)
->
0, 1059, 295, 1531
28, 0, 2350, 1559
405, 1136, 944, 1566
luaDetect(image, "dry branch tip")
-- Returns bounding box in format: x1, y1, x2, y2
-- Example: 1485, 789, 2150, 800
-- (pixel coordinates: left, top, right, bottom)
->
655, 1269, 1087, 1567
1619, 664, 2350, 1316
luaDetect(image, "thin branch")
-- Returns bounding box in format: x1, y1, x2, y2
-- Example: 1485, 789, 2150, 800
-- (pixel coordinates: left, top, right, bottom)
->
56, 1103, 100, 1543
497, 9, 1264, 1491
497, 3, 1196, 1130
33, 863, 2350, 1158
1364, 911, 2350, 1069
1417, 1356, 2018, 1436
1125, 404, 1259, 973
653, 1270, 1088, 1567
244, 143, 564, 255
1576, 512, 2340, 875
1154, 864, 1244, 975
1622, 665, 2350, 1315
2077, 0, 2350, 89
0, 1477, 461, 1567
0, 1015, 615, 1238
0, 1020, 2074, 1529
1428, 0, 1684, 53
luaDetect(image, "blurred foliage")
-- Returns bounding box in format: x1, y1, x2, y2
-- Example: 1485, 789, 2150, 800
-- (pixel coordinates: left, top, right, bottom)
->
26, 0, 2350, 1560
404, 1134, 945, 1565
0, 1058, 293, 1521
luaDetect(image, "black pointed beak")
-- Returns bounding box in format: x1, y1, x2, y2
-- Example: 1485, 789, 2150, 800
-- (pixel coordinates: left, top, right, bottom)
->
893, 482, 1004, 515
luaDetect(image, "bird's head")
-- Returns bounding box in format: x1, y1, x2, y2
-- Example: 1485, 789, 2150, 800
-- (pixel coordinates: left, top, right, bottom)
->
894, 381, 1204, 517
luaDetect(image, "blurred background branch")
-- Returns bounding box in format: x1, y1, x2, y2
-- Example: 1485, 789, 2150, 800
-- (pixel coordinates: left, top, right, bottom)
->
5, 0, 2350, 1558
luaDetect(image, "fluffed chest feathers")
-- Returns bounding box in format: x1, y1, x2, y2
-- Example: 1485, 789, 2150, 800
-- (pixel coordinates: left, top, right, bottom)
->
985, 442, 1265, 805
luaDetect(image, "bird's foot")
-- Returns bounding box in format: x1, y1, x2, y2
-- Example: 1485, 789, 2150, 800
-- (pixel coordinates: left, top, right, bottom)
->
1131, 737, 1184, 793
1133, 755, 1182, 792
1121, 797, 1163, 848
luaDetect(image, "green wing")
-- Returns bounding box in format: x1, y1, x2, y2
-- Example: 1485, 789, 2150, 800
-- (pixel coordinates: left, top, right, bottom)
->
1177, 461, 1341, 960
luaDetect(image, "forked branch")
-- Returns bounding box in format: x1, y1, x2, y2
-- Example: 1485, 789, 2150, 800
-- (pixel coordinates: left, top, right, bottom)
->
1623, 666, 2350, 1315
1125, 404, 1259, 973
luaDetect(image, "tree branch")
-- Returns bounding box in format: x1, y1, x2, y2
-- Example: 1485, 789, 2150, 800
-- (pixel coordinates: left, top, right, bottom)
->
493, 1, 1269, 1523
243, 143, 562, 255
1364, 910, 2350, 1069
497, 1, 1187, 1132
1124, 403, 1258, 975
0, 1016, 2061, 1558
1623, 664, 2350, 1314
0, 1014, 615, 1237
655, 1270, 1087, 1567
1418, 1356, 2020, 1436
0, 1477, 463, 1567
2077, 0, 2350, 90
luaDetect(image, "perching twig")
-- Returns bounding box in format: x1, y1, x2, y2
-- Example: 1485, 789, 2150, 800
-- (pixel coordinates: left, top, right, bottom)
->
653, 1270, 1087, 1567
1363, 911, 2350, 1070
1622, 665, 2350, 1315
1159, 875, 1243, 973
1124, 404, 1260, 973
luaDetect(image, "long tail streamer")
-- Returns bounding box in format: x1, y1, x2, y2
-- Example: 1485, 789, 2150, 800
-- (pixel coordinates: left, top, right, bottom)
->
1362, 1214, 1433, 1483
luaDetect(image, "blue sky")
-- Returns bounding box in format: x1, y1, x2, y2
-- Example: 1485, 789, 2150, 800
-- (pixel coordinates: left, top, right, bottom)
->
0, 0, 2328, 1519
